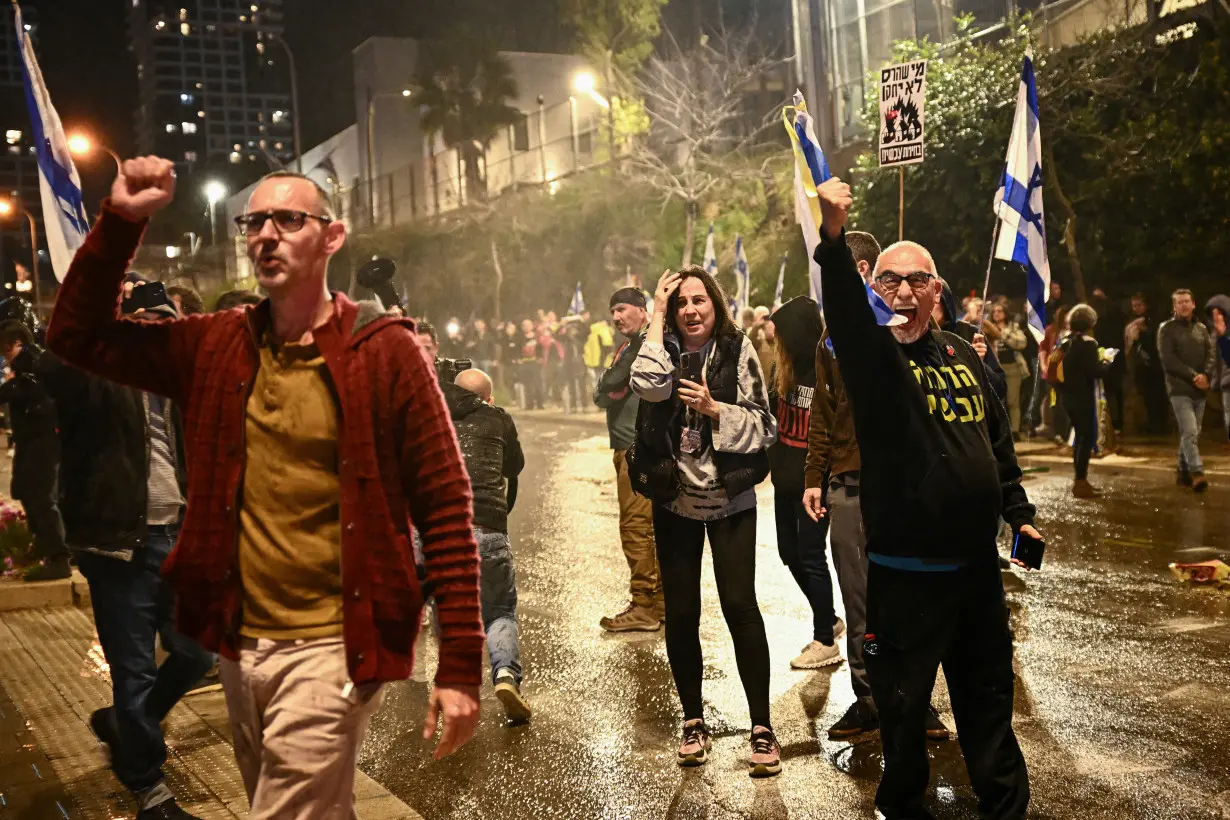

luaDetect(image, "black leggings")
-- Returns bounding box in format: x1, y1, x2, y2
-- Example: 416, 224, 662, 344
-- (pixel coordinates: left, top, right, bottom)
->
1067, 393, 1096, 481
653, 505, 771, 728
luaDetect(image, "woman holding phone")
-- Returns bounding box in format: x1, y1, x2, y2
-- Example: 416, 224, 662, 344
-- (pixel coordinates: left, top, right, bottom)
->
629, 267, 779, 777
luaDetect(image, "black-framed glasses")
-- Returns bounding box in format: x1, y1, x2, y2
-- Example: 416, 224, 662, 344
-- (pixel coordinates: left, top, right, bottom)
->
234, 209, 333, 236
875, 271, 935, 291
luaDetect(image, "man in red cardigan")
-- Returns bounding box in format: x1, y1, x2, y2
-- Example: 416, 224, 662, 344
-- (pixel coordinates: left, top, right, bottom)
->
48, 157, 484, 818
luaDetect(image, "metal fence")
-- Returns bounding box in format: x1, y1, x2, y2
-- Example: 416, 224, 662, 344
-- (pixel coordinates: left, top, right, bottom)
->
337, 100, 606, 233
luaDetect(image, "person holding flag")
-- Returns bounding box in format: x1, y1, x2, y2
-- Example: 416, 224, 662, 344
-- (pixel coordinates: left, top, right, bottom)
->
813, 173, 1040, 818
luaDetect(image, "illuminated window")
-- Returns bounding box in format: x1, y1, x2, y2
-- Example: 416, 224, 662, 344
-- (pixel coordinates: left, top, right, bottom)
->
271, 110, 285, 124
6, 146, 18, 156
182, 122, 197, 134
229, 151, 241, 164
198, 110, 205, 118
274, 142, 283, 150
185, 150, 197, 162
4, 130, 21, 145
165, 123, 177, 133
180, 92, 194, 104
155, 20, 165, 30
179, 8, 187, 20
180, 22, 190, 35
256, 42, 264, 55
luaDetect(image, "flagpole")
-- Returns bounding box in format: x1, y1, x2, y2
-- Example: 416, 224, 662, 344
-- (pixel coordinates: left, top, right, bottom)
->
898, 167, 905, 242
980, 217, 1002, 309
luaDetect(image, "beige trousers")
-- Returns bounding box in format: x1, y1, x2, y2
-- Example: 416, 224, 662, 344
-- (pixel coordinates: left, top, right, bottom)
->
219, 635, 384, 820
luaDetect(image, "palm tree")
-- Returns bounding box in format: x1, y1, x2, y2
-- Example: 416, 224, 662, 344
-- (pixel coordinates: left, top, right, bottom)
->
414, 31, 521, 202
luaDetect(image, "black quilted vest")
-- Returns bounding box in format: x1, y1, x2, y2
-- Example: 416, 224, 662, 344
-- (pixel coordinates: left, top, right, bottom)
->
631, 331, 770, 503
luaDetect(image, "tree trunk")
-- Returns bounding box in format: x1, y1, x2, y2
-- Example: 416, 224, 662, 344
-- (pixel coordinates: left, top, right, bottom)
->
463, 144, 486, 202
1045, 146, 1087, 303
681, 200, 697, 268
491, 239, 505, 321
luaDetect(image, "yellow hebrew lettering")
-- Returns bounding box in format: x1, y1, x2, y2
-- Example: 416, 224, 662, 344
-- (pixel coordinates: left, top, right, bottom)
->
940, 396, 956, 421
940, 366, 961, 388
973, 394, 985, 422
956, 396, 973, 422
954, 364, 976, 387
925, 366, 946, 389
927, 393, 937, 414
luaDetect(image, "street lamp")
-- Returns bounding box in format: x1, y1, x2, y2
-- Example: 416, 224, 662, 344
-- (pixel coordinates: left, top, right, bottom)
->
365, 87, 413, 227
67, 132, 122, 172
0, 198, 41, 313
572, 70, 609, 109
203, 181, 227, 247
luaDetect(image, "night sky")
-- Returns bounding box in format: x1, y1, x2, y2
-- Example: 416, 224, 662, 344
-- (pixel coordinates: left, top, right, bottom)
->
30, 0, 756, 210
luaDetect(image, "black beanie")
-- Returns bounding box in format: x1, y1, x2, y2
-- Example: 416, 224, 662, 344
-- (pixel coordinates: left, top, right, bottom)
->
609, 287, 647, 310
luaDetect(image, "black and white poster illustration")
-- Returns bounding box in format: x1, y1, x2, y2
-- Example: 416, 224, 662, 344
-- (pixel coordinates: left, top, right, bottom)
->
878, 59, 928, 167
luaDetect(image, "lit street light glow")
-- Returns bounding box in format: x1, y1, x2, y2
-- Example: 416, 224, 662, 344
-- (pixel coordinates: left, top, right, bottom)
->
573, 72, 595, 94
67, 134, 91, 155
0, 199, 12, 216
204, 181, 228, 204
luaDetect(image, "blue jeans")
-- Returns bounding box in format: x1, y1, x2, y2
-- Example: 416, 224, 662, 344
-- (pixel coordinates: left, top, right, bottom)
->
477, 526, 522, 684
77, 526, 216, 794
1170, 395, 1206, 474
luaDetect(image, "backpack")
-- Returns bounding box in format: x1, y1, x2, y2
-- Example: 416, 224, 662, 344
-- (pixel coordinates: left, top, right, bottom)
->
1046, 336, 1071, 384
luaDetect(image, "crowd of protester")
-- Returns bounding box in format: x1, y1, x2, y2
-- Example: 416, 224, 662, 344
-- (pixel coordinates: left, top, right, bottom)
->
0, 158, 1228, 820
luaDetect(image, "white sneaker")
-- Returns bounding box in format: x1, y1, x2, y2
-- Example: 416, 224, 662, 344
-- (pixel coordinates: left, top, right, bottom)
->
494, 668, 532, 724
790, 640, 844, 670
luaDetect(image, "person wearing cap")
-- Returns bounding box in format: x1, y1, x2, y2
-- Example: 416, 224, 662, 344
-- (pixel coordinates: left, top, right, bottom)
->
39, 283, 215, 819
593, 286, 665, 632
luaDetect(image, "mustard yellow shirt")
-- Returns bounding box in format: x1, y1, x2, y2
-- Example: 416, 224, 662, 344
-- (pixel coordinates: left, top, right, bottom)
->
238, 338, 344, 639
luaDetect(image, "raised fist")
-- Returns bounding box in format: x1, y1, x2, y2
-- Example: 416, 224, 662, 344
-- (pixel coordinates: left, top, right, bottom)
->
110, 156, 177, 222
817, 177, 852, 242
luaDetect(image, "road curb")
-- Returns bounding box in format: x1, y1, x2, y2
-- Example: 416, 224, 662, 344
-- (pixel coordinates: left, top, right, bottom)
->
0, 569, 91, 612
1018, 454, 1230, 480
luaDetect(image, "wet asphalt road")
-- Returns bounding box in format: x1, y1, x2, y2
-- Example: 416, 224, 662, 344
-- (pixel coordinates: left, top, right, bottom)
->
359, 416, 1230, 820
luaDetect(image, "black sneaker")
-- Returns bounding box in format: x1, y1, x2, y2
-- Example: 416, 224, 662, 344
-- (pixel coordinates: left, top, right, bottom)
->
828, 700, 879, 739
23, 556, 72, 582
926, 705, 951, 741
90, 707, 118, 751
137, 799, 202, 819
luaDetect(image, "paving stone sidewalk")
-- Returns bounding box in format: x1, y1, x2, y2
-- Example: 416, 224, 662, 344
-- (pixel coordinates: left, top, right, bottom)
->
0, 607, 421, 820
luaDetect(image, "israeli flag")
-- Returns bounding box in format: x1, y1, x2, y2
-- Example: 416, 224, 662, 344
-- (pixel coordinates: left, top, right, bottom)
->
568, 281, 585, 315
773, 252, 787, 310
784, 90, 901, 326
16, 6, 89, 282
734, 235, 750, 312
993, 49, 1051, 342
702, 223, 718, 278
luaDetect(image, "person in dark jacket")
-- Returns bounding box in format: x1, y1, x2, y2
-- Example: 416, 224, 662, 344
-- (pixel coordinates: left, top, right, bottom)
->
1205, 295, 1230, 444
0, 321, 69, 581
445, 368, 531, 723
1124, 294, 1168, 435
1056, 304, 1111, 498
815, 178, 1041, 820
593, 287, 663, 632
39, 290, 215, 820
1158, 288, 1216, 491
768, 296, 843, 669
935, 281, 1008, 401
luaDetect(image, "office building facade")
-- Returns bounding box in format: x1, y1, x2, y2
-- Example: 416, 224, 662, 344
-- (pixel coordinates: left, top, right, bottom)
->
127, 0, 293, 172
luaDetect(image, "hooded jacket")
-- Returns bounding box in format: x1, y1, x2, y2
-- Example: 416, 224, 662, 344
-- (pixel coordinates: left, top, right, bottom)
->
768, 297, 823, 491
443, 381, 524, 534
1206, 295, 1230, 391
938, 282, 1008, 401
46, 204, 483, 687
815, 231, 1034, 566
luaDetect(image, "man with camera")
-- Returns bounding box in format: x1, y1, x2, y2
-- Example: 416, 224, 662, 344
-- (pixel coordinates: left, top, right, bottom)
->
813, 177, 1041, 820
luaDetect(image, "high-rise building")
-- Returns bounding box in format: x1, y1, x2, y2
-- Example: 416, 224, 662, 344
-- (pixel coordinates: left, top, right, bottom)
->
127, 0, 293, 174
0, 3, 44, 286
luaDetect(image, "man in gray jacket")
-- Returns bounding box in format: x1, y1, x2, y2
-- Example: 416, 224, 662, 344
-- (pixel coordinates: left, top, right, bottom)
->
594, 287, 664, 632
1158, 288, 1216, 492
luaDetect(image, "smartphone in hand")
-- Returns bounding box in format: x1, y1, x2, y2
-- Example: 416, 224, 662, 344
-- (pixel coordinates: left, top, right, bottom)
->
680, 351, 703, 385
1011, 531, 1045, 570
